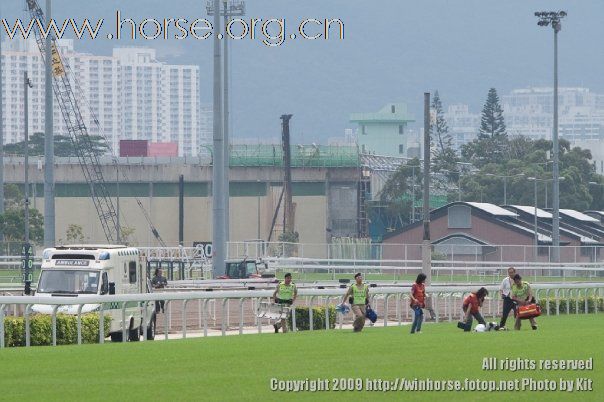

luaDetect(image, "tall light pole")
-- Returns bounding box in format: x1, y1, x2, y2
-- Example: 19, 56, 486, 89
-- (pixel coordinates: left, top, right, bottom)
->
536, 10, 566, 262
0, 4, 4, 242
529, 176, 565, 262
206, 0, 245, 242
44, 0, 55, 247
115, 161, 121, 244
422, 93, 431, 284
528, 177, 539, 261
209, 0, 225, 276
24, 72, 33, 243
485, 173, 525, 205
208, 1, 245, 243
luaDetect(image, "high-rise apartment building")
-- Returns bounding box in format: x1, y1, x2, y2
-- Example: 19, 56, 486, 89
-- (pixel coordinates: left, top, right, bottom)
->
1, 38, 208, 156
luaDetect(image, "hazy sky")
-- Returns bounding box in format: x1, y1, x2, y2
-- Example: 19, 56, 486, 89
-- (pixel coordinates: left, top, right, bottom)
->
1, 0, 603, 143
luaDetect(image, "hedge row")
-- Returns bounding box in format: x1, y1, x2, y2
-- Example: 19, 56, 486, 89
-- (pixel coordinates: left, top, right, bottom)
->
538, 297, 604, 315
3, 314, 112, 347
287, 306, 337, 331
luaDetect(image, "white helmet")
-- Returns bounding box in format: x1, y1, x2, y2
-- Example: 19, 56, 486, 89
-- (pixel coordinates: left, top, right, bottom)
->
475, 324, 486, 332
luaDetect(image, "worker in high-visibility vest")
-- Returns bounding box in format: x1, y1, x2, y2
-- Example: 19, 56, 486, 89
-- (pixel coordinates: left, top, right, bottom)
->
272, 273, 297, 333
342, 273, 369, 332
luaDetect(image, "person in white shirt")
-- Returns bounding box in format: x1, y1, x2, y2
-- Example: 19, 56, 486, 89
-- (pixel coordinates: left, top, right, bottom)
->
498, 267, 517, 329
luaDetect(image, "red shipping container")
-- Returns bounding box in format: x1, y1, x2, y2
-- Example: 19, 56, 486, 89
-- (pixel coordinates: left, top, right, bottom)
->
120, 140, 149, 157
148, 142, 179, 157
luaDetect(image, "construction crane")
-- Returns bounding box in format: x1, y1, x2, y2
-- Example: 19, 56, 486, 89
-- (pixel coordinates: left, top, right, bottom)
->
25, 0, 166, 246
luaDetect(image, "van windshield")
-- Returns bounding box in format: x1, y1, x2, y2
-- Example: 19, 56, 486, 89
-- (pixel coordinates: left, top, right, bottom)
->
37, 270, 100, 294
225, 261, 257, 278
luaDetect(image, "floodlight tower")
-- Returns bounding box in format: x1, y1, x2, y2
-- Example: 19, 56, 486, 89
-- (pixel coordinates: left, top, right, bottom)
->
535, 10, 566, 263
207, 0, 246, 244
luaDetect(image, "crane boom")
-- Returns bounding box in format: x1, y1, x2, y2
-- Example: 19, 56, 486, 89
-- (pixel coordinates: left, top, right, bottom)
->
25, 0, 166, 246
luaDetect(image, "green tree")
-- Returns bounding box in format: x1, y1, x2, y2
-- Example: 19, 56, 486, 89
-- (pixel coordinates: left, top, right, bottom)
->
4, 132, 109, 157
374, 158, 421, 226
479, 88, 506, 138
430, 91, 459, 180
456, 137, 604, 210
120, 226, 136, 245
3, 184, 25, 210
66, 224, 85, 243
461, 88, 509, 167
0, 208, 44, 243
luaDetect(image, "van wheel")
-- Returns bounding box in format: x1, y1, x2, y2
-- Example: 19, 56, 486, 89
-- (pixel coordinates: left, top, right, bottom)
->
146, 313, 156, 340
110, 332, 123, 342
129, 328, 140, 342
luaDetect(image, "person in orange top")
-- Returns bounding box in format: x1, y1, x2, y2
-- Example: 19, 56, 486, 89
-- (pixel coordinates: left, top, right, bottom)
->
410, 273, 427, 334
461, 287, 488, 332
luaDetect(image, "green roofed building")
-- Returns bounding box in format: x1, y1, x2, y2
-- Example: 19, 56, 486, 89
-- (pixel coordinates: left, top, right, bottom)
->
350, 103, 415, 157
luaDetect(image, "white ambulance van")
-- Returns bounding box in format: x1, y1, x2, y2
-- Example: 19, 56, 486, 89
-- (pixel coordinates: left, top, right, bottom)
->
33, 245, 156, 342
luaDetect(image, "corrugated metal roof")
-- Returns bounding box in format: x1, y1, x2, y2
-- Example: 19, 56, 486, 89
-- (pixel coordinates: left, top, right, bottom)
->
559, 209, 600, 223
508, 205, 552, 218
505, 222, 552, 242
466, 202, 518, 217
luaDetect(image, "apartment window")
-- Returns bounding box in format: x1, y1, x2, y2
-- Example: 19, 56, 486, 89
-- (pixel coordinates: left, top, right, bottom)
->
399, 125, 404, 135
361, 125, 367, 135
398, 144, 404, 154
391, 105, 395, 113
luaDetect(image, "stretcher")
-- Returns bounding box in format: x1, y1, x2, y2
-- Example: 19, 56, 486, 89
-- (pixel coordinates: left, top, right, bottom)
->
256, 301, 291, 320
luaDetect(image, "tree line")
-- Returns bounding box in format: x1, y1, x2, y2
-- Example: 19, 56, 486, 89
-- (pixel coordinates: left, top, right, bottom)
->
377, 88, 604, 229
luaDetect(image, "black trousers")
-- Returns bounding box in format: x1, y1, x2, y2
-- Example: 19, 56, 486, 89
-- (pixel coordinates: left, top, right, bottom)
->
499, 296, 517, 327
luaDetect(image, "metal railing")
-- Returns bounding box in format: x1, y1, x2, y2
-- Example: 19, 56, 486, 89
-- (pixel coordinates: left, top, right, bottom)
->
226, 241, 604, 264
1, 283, 602, 348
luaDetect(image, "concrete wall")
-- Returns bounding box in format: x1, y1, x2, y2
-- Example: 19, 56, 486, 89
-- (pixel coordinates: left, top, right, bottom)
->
6, 158, 358, 249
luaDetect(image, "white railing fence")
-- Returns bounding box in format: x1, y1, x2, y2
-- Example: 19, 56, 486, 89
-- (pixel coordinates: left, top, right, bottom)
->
227, 241, 604, 265
263, 257, 604, 283
1, 283, 602, 348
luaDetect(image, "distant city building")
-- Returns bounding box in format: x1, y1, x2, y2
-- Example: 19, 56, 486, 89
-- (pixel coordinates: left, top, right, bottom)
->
328, 128, 357, 146
350, 103, 415, 157
443, 87, 604, 151
444, 104, 481, 149
502, 87, 604, 141
1, 38, 205, 156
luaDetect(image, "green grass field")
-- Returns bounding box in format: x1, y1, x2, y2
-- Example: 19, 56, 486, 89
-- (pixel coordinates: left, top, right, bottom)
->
0, 315, 602, 401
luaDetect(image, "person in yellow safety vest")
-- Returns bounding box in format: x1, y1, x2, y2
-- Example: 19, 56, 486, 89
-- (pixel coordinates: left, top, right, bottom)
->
342, 272, 369, 332
272, 273, 297, 333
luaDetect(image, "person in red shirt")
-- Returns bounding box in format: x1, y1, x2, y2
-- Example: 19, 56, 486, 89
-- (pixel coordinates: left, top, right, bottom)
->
410, 273, 427, 334
461, 287, 488, 332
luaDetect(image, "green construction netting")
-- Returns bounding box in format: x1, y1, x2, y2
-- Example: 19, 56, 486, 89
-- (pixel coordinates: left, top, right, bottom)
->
227, 145, 360, 167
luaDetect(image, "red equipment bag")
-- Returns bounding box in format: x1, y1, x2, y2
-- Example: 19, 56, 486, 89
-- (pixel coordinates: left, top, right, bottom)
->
515, 303, 541, 319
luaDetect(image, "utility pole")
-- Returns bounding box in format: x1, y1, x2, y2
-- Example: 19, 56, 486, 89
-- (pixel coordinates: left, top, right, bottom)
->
210, 0, 225, 276
44, 0, 55, 247
531, 177, 538, 261
552, 18, 560, 262
24, 72, 33, 244
115, 161, 121, 243
535, 10, 566, 263
207, 0, 245, 244
0, 8, 4, 241
422, 93, 431, 284
23, 72, 33, 294
179, 174, 184, 246
411, 166, 415, 223
223, 0, 230, 244
281, 114, 294, 235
